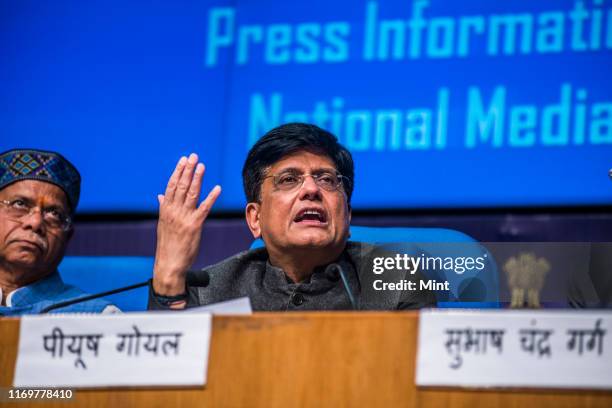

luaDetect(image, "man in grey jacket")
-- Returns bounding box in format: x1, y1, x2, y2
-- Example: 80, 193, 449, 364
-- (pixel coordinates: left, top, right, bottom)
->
149, 123, 435, 311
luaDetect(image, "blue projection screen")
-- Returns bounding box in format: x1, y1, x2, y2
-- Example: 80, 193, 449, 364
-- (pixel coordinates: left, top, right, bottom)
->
1, 0, 611, 212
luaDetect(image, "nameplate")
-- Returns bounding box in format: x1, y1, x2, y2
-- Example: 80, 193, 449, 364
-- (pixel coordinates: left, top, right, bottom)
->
416, 310, 612, 389
186, 296, 253, 315
13, 313, 212, 388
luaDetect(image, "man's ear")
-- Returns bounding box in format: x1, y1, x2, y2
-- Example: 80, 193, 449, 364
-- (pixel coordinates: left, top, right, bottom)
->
245, 202, 262, 239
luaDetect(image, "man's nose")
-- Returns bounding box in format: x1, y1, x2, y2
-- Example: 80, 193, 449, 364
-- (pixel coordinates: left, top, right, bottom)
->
20, 209, 46, 234
298, 175, 322, 200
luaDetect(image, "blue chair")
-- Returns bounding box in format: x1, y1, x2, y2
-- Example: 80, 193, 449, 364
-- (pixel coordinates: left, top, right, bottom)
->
251, 226, 500, 308
58, 256, 154, 312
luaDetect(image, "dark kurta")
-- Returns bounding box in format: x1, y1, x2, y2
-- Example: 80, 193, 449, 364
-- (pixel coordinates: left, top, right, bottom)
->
148, 242, 436, 311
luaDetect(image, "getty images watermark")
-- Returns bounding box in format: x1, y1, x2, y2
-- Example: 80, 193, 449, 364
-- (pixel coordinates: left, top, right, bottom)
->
369, 252, 488, 292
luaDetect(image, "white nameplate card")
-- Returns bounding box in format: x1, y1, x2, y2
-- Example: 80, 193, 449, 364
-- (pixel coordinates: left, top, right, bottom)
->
13, 313, 212, 388
186, 296, 253, 315
416, 310, 612, 389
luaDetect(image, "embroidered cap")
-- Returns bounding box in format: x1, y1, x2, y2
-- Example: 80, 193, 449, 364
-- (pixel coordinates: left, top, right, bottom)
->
0, 149, 81, 212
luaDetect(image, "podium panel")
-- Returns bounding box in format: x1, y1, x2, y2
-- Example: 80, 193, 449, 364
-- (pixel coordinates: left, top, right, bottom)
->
1, 313, 611, 407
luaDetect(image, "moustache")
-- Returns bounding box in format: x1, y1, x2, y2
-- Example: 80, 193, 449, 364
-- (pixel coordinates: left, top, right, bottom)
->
14, 236, 49, 252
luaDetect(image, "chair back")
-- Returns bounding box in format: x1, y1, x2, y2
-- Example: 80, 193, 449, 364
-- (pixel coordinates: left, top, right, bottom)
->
59, 256, 153, 312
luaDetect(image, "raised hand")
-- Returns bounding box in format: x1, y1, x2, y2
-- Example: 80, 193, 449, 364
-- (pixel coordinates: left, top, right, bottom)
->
152, 153, 221, 298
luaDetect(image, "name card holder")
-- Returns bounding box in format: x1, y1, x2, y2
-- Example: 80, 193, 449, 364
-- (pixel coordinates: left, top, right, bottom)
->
14, 313, 212, 388
416, 310, 612, 389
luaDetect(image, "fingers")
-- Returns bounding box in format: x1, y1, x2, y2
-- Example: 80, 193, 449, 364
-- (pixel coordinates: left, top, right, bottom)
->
163, 153, 217, 214
198, 185, 222, 219
164, 156, 187, 203
174, 153, 199, 205
185, 163, 205, 208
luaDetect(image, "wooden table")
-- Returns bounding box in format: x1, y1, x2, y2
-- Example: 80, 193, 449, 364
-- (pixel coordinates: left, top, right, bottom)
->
1, 312, 611, 407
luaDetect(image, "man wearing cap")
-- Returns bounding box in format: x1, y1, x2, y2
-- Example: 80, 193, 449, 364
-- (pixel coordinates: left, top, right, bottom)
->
0, 149, 119, 315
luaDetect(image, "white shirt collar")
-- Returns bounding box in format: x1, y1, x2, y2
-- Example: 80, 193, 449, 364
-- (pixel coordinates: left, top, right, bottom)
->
0, 286, 21, 307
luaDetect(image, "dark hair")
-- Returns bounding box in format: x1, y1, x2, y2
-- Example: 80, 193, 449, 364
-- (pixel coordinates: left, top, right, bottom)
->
242, 123, 354, 203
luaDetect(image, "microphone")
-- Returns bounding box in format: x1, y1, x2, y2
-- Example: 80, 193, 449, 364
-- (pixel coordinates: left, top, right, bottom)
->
325, 263, 357, 310
40, 269, 210, 314
186, 269, 210, 287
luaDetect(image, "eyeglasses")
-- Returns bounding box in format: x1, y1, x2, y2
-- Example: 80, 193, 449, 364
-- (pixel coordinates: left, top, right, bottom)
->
0, 199, 72, 231
265, 171, 350, 193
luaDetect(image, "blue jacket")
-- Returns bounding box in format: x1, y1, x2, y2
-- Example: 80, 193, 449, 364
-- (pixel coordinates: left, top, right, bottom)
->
0, 270, 116, 316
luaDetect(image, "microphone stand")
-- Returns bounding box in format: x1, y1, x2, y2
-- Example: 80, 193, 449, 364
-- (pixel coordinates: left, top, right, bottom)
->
40, 280, 149, 313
